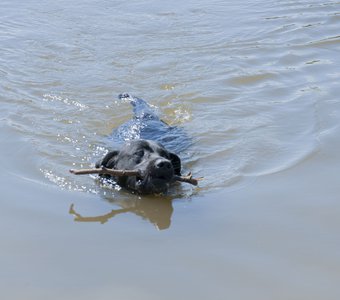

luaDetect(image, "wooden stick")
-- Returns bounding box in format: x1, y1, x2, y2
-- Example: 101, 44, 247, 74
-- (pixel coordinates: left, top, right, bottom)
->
173, 172, 203, 186
69, 167, 202, 186
70, 167, 142, 177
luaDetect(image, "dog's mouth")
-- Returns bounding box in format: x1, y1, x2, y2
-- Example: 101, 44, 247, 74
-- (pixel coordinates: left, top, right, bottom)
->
136, 175, 144, 184
135, 173, 173, 194
154, 173, 173, 181
140, 174, 173, 184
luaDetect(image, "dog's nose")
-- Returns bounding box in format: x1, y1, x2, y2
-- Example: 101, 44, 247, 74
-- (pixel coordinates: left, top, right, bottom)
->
155, 159, 172, 170
153, 158, 174, 180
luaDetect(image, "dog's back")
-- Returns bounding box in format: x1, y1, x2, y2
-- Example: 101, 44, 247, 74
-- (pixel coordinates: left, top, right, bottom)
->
111, 94, 190, 153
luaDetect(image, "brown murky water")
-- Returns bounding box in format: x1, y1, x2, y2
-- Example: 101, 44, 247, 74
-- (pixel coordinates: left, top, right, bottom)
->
1, 0, 340, 299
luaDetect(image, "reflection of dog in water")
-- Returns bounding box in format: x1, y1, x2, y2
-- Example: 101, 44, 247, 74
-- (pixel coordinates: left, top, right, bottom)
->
69, 197, 173, 230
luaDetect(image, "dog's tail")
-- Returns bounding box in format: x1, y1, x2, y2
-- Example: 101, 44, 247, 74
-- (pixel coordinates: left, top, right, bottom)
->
118, 93, 158, 120
119, 92, 149, 105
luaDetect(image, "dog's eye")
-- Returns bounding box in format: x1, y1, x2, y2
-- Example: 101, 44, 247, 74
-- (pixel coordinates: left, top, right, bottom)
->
134, 150, 144, 157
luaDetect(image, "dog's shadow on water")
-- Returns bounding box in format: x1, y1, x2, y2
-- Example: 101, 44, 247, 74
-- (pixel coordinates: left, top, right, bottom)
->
69, 181, 195, 230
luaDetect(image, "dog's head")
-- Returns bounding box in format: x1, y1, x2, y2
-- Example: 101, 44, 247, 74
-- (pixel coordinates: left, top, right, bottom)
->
96, 140, 181, 194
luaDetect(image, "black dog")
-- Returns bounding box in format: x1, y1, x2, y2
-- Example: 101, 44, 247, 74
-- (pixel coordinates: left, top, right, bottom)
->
96, 94, 189, 194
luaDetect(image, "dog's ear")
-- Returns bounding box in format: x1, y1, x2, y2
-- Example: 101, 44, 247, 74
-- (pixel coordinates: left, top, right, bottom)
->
96, 150, 119, 169
169, 152, 181, 176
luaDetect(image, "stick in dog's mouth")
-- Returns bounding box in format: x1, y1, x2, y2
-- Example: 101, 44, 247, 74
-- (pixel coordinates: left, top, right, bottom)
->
69, 167, 202, 186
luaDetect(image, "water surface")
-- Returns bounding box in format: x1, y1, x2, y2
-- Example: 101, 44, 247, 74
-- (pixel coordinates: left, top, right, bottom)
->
1, 0, 340, 299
